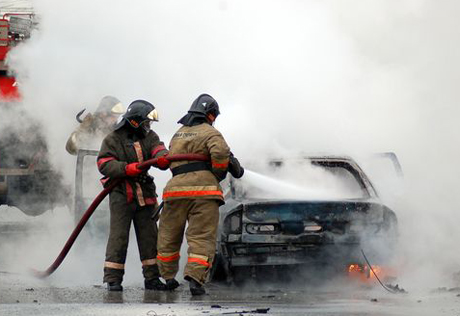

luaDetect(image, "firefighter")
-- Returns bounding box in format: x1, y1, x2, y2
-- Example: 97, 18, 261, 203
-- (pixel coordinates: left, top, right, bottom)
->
66, 95, 124, 155
157, 94, 244, 295
97, 100, 169, 291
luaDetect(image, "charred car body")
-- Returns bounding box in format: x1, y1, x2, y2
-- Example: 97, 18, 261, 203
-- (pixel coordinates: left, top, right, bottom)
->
213, 155, 398, 283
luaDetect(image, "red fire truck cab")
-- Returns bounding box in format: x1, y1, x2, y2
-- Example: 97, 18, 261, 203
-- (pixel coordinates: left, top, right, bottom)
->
0, 13, 32, 101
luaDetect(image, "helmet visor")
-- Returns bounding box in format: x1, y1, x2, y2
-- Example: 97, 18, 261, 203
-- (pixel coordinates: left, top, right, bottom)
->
147, 109, 159, 122
111, 102, 125, 115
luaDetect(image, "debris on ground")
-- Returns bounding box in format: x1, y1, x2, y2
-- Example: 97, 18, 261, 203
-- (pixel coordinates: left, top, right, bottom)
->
268, 289, 282, 293
370, 298, 378, 302
223, 308, 270, 314
385, 284, 407, 294
432, 287, 460, 293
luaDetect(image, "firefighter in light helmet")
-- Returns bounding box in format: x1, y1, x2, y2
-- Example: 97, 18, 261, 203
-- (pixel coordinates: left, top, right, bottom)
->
97, 99, 169, 291
66, 95, 125, 155
157, 93, 244, 295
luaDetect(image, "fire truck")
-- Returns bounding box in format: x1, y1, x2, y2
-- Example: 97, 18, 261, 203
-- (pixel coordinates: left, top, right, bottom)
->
0, 13, 30, 100
0, 13, 70, 216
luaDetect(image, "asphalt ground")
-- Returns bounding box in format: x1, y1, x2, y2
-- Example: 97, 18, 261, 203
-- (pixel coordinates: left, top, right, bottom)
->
2, 273, 460, 316
1, 206, 460, 316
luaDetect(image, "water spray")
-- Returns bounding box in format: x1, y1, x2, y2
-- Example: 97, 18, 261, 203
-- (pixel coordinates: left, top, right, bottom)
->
243, 169, 311, 196
242, 169, 348, 200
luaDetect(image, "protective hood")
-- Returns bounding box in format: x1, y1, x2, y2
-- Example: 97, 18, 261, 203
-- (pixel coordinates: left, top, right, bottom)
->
177, 112, 207, 126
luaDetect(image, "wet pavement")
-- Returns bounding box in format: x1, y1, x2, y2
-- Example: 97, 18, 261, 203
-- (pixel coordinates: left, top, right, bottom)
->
1, 207, 460, 315
2, 262, 460, 316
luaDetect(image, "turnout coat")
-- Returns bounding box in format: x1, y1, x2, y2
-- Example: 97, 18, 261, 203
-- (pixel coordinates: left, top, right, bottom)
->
162, 123, 230, 204
97, 127, 168, 208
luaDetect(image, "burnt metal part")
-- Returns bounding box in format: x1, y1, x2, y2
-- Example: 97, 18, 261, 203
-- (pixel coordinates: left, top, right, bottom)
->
76, 109, 86, 123
373, 152, 404, 177
361, 248, 403, 294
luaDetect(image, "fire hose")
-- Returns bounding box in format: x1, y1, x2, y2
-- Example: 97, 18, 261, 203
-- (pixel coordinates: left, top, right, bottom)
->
31, 153, 209, 278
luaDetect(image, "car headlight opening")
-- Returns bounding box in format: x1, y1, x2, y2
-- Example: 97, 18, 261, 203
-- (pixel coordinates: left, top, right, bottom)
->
304, 221, 322, 232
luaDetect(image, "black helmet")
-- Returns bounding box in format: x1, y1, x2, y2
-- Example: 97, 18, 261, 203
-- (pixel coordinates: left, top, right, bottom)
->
114, 100, 158, 131
189, 94, 220, 117
177, 94, 220, 126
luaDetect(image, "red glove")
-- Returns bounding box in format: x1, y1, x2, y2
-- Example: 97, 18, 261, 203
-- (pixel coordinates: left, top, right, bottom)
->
125, 162, 142, 176
156, 156, 170, 170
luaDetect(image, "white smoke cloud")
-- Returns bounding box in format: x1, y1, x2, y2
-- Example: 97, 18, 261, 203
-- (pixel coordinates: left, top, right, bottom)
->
2, 0, 460, 290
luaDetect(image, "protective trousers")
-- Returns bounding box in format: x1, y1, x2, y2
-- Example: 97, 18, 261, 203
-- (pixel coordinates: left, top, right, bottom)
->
157, 199, 219, 285
103, 203, 160, 283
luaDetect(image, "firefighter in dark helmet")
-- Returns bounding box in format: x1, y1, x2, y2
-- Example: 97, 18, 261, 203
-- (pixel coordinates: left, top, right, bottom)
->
97, 100, 169, 291
66, 95, 124, 155
157, 94, 244, 295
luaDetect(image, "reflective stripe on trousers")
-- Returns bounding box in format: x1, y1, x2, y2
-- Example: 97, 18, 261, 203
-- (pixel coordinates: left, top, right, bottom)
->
187, 253, 210, 267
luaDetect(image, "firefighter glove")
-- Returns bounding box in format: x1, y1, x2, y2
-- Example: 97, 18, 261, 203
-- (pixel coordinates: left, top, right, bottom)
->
229, 152, 244, 179
156, 156, 170, 170
125, 162, 142, 176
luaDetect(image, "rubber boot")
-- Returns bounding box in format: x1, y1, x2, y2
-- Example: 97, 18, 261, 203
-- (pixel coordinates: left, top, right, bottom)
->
165, 278, 180, 291
145, 278, 167, 290
107, 282, 123, 291
188, 278, 205, 296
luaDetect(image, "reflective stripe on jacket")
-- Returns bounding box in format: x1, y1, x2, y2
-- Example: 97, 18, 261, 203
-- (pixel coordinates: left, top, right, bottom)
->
163, 123, 230, 204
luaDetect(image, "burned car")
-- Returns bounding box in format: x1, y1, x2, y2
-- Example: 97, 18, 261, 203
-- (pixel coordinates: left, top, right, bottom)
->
212, 155, 398, 283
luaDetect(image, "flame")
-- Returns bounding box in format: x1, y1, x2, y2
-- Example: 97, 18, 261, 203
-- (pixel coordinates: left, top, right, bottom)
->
347, 263, 396, 284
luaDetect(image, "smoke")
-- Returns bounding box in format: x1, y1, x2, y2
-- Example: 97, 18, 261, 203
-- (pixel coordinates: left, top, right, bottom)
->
1, 0, 459, 292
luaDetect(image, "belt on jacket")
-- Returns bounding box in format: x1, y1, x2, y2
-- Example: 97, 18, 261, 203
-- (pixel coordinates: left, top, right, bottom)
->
171, 161, 209, 177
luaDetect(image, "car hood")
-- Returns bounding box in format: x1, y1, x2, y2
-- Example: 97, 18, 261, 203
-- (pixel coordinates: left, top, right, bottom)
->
224, 198, 393, 225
